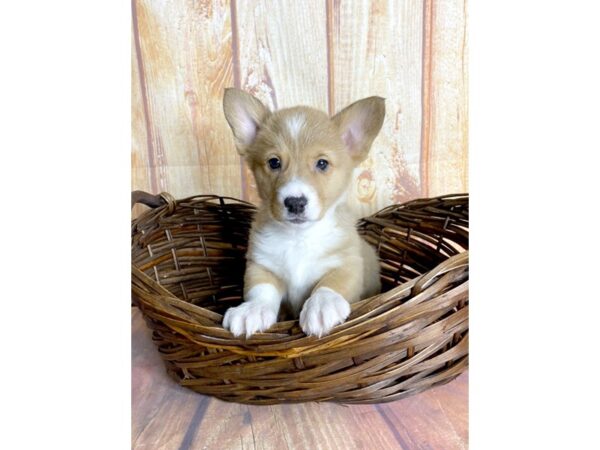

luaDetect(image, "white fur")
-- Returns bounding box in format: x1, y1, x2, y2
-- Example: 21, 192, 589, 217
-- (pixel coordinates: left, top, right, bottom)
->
286, 114, 306, 139
277, 177, 321, 221
251, 208, 345, 316
222, 283, 280, 337
299, 287, 351, 337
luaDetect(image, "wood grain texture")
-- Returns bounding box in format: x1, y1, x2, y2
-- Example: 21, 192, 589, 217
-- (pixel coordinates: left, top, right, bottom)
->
423, 0, 468, 197
330, 0, 425, 218
131, 0, 468, 213
233, 0, 329, 203
131, 23, 153, 219
132, 308, 468, 449
132, 0, 241, 203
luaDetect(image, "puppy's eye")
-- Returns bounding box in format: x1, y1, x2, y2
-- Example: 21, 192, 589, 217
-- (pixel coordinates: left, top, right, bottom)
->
268, 157, 281, 170
316, 159, 329, 171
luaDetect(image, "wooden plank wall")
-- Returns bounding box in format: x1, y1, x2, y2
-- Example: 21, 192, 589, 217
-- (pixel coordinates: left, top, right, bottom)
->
132, 0, 468, 218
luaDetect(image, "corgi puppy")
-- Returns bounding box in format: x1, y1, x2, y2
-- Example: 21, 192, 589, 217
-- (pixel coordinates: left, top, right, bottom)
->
221, 88, 384, 338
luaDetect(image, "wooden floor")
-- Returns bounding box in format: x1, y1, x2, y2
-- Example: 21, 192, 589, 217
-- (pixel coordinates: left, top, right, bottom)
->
132, 308, 468, 450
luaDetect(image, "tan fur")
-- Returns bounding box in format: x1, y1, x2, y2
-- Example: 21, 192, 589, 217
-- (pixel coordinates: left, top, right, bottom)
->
243, 262, 285, 298
222, 88, 385, 337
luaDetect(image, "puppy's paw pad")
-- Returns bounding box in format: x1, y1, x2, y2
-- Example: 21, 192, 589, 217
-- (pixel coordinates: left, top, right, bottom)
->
223, 300, 277, 338
299, 288, 351, 338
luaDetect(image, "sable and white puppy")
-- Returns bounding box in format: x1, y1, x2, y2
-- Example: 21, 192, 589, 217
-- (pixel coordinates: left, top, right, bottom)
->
222, 88, 384, 338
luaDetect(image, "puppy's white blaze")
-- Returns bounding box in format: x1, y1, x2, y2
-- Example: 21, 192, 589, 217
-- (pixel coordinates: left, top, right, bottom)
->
277, 177, 321, 221
286, 114, 306, 139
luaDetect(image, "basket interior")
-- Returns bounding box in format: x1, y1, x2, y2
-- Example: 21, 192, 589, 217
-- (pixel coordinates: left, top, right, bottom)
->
131, 195, 468, 316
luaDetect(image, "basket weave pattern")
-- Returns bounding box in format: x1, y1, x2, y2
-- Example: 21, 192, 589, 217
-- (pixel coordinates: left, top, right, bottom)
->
131, 193, 469, 404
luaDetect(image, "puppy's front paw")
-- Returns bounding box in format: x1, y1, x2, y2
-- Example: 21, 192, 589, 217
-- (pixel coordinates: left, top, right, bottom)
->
299, 287, 351, 338
222, 299, 278, 338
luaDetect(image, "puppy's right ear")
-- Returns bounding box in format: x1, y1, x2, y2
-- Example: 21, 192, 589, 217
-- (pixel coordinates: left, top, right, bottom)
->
332, 96, 385, 164
223, 88, 270, 156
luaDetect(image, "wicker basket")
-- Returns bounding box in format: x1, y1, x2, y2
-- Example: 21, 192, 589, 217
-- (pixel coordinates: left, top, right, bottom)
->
131, 191, 469, 404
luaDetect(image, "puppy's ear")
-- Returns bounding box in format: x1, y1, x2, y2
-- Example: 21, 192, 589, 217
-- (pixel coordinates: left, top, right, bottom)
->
223, 88, 270, 156
332, 96, 385, 163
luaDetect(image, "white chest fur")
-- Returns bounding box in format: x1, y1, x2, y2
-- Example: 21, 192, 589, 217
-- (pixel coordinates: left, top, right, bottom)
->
249, 214, 345, 313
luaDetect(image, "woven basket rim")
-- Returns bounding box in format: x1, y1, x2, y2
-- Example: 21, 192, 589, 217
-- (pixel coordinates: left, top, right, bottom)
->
132, 192, 468, 357
131, 191, 468, 403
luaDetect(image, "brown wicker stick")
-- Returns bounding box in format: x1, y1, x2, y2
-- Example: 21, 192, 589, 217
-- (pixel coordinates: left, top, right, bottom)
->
131, 192, 469, 404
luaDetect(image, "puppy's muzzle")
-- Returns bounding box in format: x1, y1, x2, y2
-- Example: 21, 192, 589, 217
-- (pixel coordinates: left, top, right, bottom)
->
284, 196, 307, 215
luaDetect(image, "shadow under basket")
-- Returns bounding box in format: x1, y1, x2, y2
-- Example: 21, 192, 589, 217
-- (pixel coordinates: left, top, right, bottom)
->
131, 192, 469, 405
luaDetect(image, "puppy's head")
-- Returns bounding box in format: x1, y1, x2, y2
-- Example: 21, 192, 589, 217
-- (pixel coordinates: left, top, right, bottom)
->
223, 88, 385, 224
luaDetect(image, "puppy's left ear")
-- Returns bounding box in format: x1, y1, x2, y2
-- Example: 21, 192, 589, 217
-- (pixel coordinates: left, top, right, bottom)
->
223, 88, 270, 156
332, 96, 385, 163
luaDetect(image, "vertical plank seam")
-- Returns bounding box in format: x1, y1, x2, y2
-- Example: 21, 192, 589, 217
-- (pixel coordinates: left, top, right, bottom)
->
462, 0, 469, 192
231, 0, 241, 89
419, 0, 434, 198
176, 396, 211, 450
230, 0, 248, 200
325, 0, 335, 116
132, 0, 158, 194
374, 404, 415, 449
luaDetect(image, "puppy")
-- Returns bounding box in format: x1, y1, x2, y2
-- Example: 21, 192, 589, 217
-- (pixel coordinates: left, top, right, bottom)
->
222, 88, 384, 338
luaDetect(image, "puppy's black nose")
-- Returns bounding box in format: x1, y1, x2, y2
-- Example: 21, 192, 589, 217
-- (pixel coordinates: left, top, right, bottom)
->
284, 196, 307, 214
